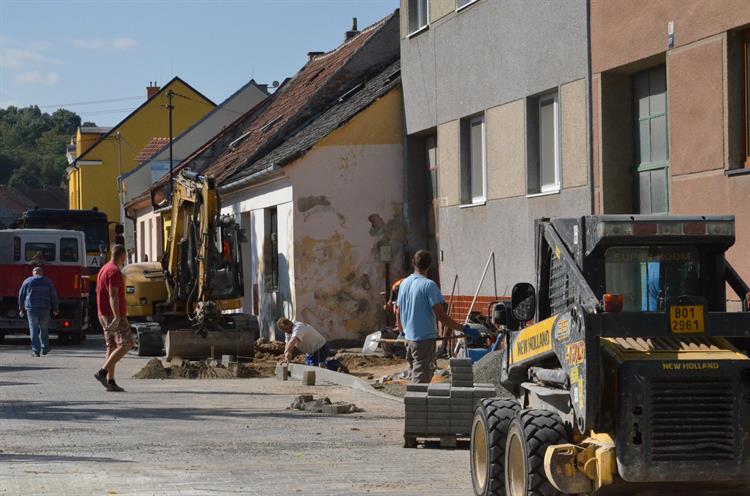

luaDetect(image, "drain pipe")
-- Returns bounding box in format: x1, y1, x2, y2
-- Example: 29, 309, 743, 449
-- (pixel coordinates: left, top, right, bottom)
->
585, 0, 596, 215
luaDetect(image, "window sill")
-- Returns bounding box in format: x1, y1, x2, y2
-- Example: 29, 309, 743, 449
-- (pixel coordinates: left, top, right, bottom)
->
526, 188, 561, 199
725, 167, 750, 177
456, 0, 480, 13
459, 200, 486, 209
407, 25, 429, 39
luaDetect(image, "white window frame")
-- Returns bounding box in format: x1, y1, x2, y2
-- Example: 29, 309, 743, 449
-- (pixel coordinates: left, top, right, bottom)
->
408, 0, 430, 37
462, 114, 487, 206
537, 92, 560, 194
456, 0, 480, 12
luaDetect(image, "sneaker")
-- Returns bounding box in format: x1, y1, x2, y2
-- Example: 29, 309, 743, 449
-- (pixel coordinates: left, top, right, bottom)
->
94, 370, 109, 389
106, 381, 125, 392
31, 352, 40, 357
41, 349, 48, 356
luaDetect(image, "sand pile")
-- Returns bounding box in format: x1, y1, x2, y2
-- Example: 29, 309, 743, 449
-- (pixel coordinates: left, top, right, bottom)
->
335, 352, 402, 371
133, 359, 263, 380
255, 338, 285, 355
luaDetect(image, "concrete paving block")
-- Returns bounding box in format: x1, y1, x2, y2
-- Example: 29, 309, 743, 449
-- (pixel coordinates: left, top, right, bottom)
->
449, 358, 473, 368
451, 372, 474, 380
322, 404, 350, 415
428, 411, 452, 420
450, 387, 475, 397
277, 364, 290, 381
427, 383, 451, 396
406, 383, 430, 392
221, 355, 236, 366
404, 392, 428, 404
428, 395, 451, 405
302, 370, 316, 386
452, 381, 474, 388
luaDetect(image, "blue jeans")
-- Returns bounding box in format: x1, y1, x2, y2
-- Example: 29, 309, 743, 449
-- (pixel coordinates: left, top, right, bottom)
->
305, 343, 332, 367
27, 309, 50, 353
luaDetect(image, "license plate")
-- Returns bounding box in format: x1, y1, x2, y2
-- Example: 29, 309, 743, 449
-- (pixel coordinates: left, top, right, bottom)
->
669, 305, 704, 334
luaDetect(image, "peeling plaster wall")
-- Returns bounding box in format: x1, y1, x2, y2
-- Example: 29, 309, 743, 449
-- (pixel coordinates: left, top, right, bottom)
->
285, 143, 405, 341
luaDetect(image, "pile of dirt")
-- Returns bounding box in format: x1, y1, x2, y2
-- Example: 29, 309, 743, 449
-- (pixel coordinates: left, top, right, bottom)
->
255, 338, 285, 356
473, 351, 512, 397
133, 358, 168, 379
373, 382, 407, 398
334, 352, 402, 371
133, 359, 264, 380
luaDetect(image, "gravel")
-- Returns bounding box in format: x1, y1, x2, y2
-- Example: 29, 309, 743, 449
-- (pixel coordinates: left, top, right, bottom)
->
472, 351, 512, 398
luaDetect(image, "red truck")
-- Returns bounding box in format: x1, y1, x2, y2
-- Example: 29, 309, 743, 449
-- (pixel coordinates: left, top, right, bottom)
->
0, 229, 89, 344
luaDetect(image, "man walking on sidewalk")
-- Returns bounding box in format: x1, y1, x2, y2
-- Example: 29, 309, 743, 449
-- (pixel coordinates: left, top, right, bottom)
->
396, 250, 467, 383
94, 245, 133, 392
18, 266, 59, 357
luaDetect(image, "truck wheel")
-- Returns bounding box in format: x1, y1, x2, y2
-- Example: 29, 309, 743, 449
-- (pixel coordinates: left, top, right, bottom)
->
471, 398, 520, 496
505, 410, 567, 496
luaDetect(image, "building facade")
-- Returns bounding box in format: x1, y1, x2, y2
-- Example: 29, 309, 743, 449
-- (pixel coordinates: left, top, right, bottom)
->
400, 0, 591, 315
592, 0, 750, 298
67, 78, 215, 229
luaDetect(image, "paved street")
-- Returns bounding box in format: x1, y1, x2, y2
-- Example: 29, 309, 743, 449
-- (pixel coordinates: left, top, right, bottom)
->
0, 335, 470, 496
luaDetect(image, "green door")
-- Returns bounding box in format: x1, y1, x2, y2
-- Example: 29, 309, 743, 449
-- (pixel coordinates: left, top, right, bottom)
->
633, 65, 669, 214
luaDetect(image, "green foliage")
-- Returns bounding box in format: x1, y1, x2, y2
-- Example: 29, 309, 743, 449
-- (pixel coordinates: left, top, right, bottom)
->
0, 106, 92, 188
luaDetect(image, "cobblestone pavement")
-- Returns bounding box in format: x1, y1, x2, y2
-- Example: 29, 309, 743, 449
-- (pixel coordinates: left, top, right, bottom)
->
0, 336, 470, 496
2, 336, 749, 496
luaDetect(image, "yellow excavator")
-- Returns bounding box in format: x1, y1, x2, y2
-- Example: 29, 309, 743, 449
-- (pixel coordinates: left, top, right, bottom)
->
124, 170, 258, 360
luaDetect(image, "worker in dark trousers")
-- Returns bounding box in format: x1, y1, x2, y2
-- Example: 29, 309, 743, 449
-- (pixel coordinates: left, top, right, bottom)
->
395, 250, 468, 383
18, 266, 59, 357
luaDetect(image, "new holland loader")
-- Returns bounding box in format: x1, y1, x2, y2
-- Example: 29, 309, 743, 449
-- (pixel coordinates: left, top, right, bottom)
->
124, 170, 258, 360
470, 215, 750, 495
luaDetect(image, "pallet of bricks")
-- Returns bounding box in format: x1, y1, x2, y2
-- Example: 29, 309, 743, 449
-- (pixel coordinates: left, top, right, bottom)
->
403, 358, 495, 448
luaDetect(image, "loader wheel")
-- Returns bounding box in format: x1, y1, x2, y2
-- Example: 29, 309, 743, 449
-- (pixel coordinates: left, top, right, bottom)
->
505, 410, 567, 496
471, 398, 520, 496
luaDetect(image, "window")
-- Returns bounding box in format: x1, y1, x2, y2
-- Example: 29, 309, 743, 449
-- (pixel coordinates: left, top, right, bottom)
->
60, 238, 79, 262
456, 0, 478, 10
743, 30, 750, 167
605, 246, 699, 312
139, 220, 146, 263
460, 114, 486, 204
264, 207, 279, 291
633, 65, 669, 213
528, 92, 560, 194
408, 0, 428, 35
13, 237, 20, 261
25, 242, 55, 262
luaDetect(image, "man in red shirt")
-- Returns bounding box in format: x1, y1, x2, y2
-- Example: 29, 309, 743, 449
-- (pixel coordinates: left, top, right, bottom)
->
94, 245, 133, 392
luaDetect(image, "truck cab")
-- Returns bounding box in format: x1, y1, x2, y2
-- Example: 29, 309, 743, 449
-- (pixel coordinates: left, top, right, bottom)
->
0, 229, 89, 344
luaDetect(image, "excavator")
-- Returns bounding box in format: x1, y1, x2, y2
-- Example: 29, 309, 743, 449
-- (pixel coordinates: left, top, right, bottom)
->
124, 170, 259, 360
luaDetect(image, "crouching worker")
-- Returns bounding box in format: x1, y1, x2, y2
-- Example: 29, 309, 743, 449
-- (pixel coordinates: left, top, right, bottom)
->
278, 318, 341, 370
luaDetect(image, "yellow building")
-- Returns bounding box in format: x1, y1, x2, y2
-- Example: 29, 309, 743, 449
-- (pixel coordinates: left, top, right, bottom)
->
67, 78, 215, 223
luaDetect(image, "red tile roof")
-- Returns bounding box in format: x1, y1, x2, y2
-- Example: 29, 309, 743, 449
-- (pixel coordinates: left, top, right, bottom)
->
144, 10, 399, 201
135, 137, 171, 164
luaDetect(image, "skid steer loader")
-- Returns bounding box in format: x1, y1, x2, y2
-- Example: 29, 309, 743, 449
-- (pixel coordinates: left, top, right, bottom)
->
124, 170, 258, 359
470, 215, 750, 495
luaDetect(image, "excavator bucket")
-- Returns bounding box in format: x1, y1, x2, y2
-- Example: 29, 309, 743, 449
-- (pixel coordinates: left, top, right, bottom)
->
165, 329, 256, 362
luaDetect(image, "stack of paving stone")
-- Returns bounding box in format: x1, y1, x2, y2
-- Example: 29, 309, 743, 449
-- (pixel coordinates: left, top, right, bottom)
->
449, 358, 474, 387
403, 360, 498, 439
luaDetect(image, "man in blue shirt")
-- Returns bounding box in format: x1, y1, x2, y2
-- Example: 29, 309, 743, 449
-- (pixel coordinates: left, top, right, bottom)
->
396, 250, 465, 383
18, 266, 59, 357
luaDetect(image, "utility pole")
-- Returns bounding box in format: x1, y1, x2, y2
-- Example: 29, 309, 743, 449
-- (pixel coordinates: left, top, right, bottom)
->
167, 90, 174, 197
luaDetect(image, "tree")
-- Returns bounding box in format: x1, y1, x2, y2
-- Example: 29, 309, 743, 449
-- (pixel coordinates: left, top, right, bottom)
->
0, 105, 93, 188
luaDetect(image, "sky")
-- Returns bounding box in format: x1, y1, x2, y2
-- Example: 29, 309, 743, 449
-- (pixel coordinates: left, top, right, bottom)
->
0, 0, 399, 126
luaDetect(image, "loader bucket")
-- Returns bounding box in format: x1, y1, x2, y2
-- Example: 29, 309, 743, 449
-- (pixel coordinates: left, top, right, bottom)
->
165, 329, 255, 362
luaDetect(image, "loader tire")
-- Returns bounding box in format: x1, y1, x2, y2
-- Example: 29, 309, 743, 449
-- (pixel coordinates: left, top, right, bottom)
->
505, 409, 567, 496
471, 398, 521, 496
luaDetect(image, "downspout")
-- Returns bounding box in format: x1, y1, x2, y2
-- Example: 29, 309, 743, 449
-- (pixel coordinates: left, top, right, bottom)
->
585, 0, 596, 215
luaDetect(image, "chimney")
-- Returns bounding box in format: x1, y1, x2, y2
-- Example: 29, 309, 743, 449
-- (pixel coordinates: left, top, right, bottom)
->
345, 17, 359, 41
146, 81, 160, 99
307, 51, 325, 61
